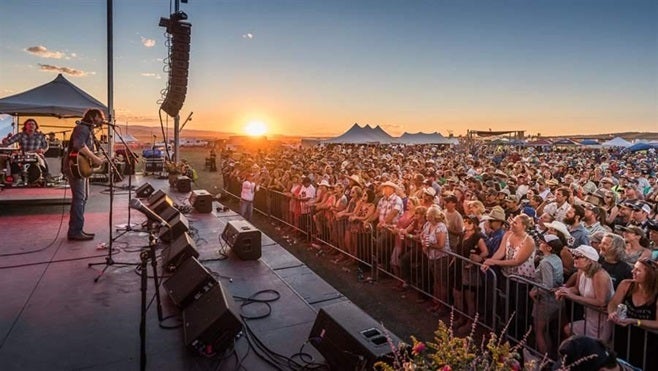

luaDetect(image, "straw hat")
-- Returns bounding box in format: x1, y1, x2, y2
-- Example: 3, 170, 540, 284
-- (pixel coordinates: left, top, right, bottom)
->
348, 174, 364, 187
543, 221, 572, 239
318, 179, 331, 188
481, 206, 507, 222
380, 181, 400, 191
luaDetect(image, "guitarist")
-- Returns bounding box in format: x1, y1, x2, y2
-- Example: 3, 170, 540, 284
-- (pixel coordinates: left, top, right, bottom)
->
64, 109, 106, 241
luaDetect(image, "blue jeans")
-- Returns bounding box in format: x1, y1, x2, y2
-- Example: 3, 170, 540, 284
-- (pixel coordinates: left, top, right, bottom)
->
68, 176, 88, 236
239, 199, 253, 221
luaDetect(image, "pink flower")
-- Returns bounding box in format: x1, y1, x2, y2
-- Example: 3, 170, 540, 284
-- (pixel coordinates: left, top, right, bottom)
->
441, 365, 452, 371
509, 359, 521, 371
411, 342, 426, 355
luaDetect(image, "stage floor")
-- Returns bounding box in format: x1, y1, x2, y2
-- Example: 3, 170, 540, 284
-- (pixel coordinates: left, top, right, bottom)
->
0, 175, 367, 370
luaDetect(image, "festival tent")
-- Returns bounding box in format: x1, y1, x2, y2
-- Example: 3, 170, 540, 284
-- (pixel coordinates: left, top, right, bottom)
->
601, 137, 632, 148
526, 139, 552, 147
0, 74, 107, 118
626, 142, 658, 152
580, 139, 599, 145
552, 138, 580, 146
397, 132, 456, 145
323, 123, 394, 144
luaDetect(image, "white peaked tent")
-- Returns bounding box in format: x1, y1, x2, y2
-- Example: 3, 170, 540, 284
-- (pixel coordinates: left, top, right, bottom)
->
601, 137, 632, 148
398, 132, 457, 145
0, 74, 107, 118
323, 123, 395, 144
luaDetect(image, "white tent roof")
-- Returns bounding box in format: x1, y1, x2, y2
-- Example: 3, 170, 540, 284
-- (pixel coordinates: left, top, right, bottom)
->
323, 123, 394, 144
397, 131, 457, 145
601, 137, 632, 148
0, 74, 107, 118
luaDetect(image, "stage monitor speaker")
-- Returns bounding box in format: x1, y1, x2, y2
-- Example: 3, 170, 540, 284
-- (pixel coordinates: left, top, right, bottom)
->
161, 232, 198, 272
175, 175, 192, 193
163, 256, 216, 308
182, 282, 242, 354
147, 189, 168, 205
135, 183, 155, 198
220, 220, 261, 260
159, 212, 190, 242
309, 301, 401, 371
189, 189, 213, 213
151, 193, 174, 215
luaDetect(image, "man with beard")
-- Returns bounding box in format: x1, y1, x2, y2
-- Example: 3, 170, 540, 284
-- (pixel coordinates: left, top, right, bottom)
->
564, 204, 590, 248
581, 203, 609, 237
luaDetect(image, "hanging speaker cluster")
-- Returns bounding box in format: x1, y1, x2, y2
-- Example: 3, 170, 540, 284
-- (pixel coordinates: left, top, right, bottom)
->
159, 11, 191, 118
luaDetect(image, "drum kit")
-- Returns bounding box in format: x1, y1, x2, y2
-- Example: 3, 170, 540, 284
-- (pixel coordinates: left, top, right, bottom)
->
0, 148, 60, 187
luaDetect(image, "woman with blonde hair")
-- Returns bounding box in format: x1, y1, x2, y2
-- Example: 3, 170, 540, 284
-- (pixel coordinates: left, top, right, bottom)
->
482, 214, 536, 339
555, 245, 614, 344
422, 205, 451, 314
389, 196, 420, 288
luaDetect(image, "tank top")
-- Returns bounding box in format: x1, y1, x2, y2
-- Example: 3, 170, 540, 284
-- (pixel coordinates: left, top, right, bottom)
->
623, 287, 658, 320
502, 233, 535, 279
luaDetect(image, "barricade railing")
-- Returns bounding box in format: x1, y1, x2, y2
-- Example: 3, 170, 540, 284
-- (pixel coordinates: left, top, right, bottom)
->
220, 175, 654, 367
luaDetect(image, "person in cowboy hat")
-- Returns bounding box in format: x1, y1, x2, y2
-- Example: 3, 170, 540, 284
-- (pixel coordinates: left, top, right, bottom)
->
481, 205, 507, 257
370, 181, 404, 271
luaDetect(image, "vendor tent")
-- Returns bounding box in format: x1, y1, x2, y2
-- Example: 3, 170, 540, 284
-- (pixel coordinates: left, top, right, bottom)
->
324, 123, 394, 144
626, 142, 658, 152
601, 137, 631, 148
398, 132, 457, 145
0, 74, 107, 118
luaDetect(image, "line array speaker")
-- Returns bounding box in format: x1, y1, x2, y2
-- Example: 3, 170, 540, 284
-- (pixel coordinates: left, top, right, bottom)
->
161, 232, 198, 273
309, 301, 401, 370
182, 282, 242, 354
220, 220, 262, 260
160, 16, 192, 118
163, 256, 216, 308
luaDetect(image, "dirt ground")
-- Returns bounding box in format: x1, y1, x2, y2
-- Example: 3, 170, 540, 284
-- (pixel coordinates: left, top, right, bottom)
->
173, 147, 443, 342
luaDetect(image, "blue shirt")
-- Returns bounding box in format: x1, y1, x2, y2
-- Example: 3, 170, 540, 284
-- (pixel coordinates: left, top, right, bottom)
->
486, 228, 505, 257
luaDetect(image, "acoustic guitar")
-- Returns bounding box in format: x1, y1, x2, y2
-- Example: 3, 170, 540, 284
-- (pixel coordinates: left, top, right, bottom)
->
68, 151, 102, 179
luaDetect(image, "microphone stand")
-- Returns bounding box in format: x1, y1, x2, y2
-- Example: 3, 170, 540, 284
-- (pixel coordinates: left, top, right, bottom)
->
112, 125, 142, 239
88, 127, 137, 282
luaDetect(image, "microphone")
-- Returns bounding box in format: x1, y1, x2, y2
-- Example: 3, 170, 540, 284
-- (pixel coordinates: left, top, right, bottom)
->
98, 121, 117, 127
129, 198, 170, 228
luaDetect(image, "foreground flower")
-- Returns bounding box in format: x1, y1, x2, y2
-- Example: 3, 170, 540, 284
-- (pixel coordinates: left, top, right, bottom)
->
412, 341, 426, 356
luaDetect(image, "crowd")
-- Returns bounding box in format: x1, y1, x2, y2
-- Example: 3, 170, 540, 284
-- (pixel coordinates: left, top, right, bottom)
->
223, 141, 657, 368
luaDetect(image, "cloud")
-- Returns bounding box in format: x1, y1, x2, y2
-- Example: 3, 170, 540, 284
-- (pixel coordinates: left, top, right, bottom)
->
241, 33, 254, 39
140, 72, 161, 79
38, 63, 89, 77
141, 37, 156, 48
25, 45, 73, 59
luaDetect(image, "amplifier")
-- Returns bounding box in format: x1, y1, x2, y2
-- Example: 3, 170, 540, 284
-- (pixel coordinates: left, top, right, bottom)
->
220, 220, 261, 260
159, 212, 189, 242
175, 175, 192, 193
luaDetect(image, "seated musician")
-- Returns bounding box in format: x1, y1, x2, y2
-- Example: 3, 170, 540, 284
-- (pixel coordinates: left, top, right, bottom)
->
2, 118, 49, 182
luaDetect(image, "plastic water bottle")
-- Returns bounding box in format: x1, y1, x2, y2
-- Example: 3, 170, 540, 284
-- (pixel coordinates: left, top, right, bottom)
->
616, 304, 627, 319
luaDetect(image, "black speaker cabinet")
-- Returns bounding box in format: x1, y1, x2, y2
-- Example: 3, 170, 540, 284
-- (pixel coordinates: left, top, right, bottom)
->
189, 189, 213, 213
163, 257, 216, 308
220, 220, 262, 260
161, 232, 198, 272
150, 193, 174, 215
148, 189, 168, 205
159, 212, 190, 242
135, 183, 155, 198
175, 175, 192, 193
309, 301, 401, 371
182, 283, 242, 354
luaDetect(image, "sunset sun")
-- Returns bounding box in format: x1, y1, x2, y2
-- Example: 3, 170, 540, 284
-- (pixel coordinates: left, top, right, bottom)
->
244, 120, 268, 136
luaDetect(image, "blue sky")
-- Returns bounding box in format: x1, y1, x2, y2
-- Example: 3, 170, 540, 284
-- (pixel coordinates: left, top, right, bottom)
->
0, 0, 656, 137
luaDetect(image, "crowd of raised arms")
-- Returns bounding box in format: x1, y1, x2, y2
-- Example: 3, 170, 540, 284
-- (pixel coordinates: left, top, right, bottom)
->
222, 141, 657, 369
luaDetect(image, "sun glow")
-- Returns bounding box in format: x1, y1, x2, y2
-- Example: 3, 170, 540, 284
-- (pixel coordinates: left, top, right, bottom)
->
244, 120, 268, 136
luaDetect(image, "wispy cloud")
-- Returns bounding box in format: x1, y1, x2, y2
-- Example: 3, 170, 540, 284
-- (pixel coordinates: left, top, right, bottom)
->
140, 72, 161, 79
38, 63, 90, 77
241, 33, 254, 39
141, 37, 156, 48
25, 45, 74, 59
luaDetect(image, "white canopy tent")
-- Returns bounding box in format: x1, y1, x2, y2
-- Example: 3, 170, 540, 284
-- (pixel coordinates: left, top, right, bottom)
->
601, 137, 632, 148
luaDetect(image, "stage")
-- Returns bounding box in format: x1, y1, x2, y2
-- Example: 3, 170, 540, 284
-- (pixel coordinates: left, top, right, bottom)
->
0, 175, 394, 370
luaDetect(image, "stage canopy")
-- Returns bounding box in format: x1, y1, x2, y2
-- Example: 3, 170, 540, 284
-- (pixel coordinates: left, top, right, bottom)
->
601, 137, 632, 148
0, 74, 107, 118
323, 123, 395, 144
